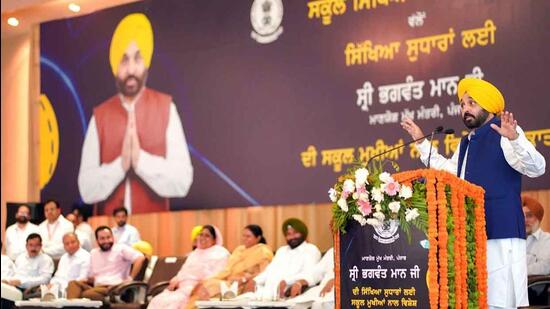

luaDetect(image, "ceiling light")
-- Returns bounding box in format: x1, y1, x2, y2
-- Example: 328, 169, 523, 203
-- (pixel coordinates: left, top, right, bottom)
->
7, 17, 19, 27
68, 3, 81, 13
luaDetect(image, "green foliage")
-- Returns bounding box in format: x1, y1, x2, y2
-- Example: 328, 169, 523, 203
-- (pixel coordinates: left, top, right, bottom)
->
465, 196, 478, 308
446, 185, 456, 309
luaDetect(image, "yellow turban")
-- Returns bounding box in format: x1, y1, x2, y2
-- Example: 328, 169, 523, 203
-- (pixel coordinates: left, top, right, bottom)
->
457, 78, 505, 114
109, 13, 154, 76
132, 240, 153, 256
191, 225, 203, 241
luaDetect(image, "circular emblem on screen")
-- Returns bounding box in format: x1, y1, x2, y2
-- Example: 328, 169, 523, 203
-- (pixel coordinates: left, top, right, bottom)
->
250, 0, 284, 44
373, 219, 400, 244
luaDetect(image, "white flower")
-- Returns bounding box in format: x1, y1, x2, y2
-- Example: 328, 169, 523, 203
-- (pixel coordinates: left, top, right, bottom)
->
355, 168, 369, 186
374, 203, 382, 212
366, 218, 383, 227
373, 211, 385, 221
352, 192, 359, 200
328, 188, 338, 202
388, 201, 401, 213
337, 198, 348, 212
405, 208, 420, 222
371, 187, 384, 203
343, 179, 355, 193
379, 172, 394, 184
352, 214, 367, 226
399, 185, 413, 200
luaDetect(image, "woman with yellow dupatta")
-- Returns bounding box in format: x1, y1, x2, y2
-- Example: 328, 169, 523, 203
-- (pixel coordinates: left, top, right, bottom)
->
188, 225, 273, 306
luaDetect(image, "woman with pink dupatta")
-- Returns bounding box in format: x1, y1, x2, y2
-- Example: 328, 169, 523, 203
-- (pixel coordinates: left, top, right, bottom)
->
147, 225, 229, 309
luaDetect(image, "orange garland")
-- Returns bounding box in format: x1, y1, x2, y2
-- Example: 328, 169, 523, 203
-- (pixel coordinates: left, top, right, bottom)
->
393, 169, 487, 309
472, 187, 488, 309
425, 171, 439, 309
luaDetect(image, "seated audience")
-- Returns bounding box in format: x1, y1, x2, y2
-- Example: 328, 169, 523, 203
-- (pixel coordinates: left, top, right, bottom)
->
287, 247, 334, 309
5, 204, 39, 260
147, 225, 230, 309
192, 224, 273, 302
49, 233, 91, 293
38, 200, 74, 258
523, 195, 550, 275
1, 242, 21, 303
66, 226, 145, 300
1, 241, 15, 280
245, 218, 321, 300
66, 213, 93, 251
112, 207, 141, 246
72, 206, 95, 244
2, 233, 54, 289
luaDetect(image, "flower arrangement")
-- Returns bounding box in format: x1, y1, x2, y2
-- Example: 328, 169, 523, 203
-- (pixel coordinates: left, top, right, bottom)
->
331, 165, 488, 309
329, 163, 428, 242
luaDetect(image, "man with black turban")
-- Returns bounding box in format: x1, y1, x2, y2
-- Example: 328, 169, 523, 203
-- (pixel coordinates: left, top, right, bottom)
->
245, 218, 321, 300
401, 78, 546, 308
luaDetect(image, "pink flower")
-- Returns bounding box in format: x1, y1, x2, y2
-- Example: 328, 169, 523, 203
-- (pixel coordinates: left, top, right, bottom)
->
383, 181, 400, 196
356, 185, 367, 195
358, 199, 372, 216
341, 191, 350, 200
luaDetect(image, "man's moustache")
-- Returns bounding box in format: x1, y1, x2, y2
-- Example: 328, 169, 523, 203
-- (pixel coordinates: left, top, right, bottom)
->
124, 76, 140, 84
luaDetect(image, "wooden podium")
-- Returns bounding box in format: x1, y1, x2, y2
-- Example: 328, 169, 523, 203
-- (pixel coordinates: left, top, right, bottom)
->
334, 169, 488, 309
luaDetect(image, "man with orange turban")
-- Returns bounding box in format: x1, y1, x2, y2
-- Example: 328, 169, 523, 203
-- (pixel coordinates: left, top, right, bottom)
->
522, 195, 550, 275
78, 13, 193, 215
401, 78, 546, 308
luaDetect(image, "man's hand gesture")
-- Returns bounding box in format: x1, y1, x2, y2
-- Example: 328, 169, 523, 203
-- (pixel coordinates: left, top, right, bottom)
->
490, 111, 519, 140
401, 117, 425, 142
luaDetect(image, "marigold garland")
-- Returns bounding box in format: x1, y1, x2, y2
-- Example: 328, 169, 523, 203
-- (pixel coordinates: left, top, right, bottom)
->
473, 188, 488, 309
342, 168, 488, 309
425, 171, 439, 309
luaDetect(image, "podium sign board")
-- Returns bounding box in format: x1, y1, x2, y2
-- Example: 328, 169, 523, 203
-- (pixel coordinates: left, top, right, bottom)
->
336, 221, 429, 308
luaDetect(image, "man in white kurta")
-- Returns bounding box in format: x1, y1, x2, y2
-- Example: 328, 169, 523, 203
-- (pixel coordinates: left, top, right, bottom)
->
72, 207, 95, 248
251, 218, 321, 301
288, 248, 335, 309
2, 233, 54, 289
1, 253, 15, 280
112, 207, 141, 246
1, 251, 20, 302
66, 213, 93, 251
50, 233, 91, 293
401, 78, 545, 308
5, 204, 39, 260
522, 196, 550, 275
38, 200, 75, 259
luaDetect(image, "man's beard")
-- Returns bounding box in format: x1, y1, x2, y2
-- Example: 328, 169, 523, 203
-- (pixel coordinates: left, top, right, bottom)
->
462, 110, 490, 129
287, 236, 305, 249
16, 216, 29, 224
117, 221, 126, 227
99, 242, 113, 251
116, 72, 146, 98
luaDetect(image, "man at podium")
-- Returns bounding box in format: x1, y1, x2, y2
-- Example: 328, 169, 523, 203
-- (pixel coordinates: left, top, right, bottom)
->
401, 78, 546, 309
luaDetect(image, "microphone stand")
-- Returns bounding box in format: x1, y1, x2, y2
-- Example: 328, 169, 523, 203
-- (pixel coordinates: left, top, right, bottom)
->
427, 128, 455, 169
427, 130, 436, 169
366, 126, 444, 168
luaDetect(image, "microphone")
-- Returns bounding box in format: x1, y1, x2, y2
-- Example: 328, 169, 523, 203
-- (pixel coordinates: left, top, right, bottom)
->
366, 126, 449, 167
427, 128, 455, 168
